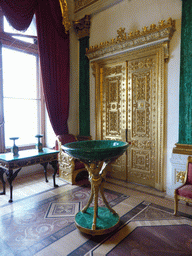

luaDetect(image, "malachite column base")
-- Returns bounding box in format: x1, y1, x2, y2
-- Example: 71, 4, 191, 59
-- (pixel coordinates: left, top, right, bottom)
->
173, 143, 192, 155
75, 207, 120, 235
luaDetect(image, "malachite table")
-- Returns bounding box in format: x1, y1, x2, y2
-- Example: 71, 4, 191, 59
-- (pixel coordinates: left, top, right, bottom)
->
62, 140, 129, 235
0, 148, 59, 203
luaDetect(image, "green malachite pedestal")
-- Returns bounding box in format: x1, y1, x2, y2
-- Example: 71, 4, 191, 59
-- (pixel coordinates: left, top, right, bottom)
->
62, 140, 129, 235
75, 207, 120, 236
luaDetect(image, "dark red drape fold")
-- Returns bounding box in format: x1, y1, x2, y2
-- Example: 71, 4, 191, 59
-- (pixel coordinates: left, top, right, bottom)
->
0, 0, 70, 136
36, 0, 69, 135
0, 0, 37, 31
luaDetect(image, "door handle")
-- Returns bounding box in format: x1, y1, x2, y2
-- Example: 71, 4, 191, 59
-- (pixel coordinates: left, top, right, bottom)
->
125, 129, 131, 145
125, 129, 128, 142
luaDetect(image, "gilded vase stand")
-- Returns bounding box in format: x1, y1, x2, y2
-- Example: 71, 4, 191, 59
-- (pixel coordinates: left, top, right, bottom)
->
62, 140, 129, 236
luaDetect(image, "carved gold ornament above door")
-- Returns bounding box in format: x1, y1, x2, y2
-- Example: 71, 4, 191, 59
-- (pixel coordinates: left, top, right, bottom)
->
87, 19, 175, 191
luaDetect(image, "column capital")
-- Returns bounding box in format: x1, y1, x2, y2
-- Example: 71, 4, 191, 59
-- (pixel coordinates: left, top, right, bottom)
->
73, 15, 91, 39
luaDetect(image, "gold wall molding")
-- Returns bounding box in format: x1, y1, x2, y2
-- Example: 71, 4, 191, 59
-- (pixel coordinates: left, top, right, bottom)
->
73, 15, 91, 39
86, 18, 175, 61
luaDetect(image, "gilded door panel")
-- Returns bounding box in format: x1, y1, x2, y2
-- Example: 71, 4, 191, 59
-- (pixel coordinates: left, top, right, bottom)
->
100, 62, 127, 180
94, 44, 165, 190
127, 55, 157, 187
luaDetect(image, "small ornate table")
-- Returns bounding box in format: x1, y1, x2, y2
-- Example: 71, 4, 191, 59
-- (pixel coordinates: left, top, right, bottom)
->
0, 148, 59, 202
62, 140, 129, 235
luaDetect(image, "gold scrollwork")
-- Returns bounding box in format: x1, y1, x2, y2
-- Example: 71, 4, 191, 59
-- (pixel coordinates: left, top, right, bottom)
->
59, 0, 71, 33
103, 65, 123, 76
176, 171, 186, 183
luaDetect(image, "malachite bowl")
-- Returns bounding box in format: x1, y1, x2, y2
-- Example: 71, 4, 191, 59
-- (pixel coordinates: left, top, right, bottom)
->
62, 140, 129, 162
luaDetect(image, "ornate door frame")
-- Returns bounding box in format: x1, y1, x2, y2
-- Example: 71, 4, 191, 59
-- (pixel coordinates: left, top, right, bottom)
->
87, 19, 175, 191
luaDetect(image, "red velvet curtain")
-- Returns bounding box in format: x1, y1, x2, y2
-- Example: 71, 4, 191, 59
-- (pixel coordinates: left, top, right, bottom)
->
0, 0, 69, 135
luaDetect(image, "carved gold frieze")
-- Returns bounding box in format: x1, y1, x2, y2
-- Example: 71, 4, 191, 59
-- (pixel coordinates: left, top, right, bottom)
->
103, 65, 124, 76
86, 18, 175, 60
129, 58, 155, 71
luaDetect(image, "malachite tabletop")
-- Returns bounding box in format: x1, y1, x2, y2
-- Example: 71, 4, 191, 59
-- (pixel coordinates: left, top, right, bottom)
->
0, 148, 59, 162
0, 148, 59, 203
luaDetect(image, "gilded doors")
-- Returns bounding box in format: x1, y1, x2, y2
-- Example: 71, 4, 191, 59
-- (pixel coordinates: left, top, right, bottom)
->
94, 45, 165, 190
127, 55, 157, 188
99, 62, 127, 180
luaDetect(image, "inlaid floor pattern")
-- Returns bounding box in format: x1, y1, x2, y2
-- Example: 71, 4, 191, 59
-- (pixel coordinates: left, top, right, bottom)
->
0, 169, 192, 256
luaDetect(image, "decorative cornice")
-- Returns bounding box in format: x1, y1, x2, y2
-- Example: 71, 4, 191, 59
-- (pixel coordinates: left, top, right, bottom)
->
173, 143, 192, 155
74, 0, 123, 21
74, 0, 98, 13
86, 18, 175, 61
73, 15, 91, 39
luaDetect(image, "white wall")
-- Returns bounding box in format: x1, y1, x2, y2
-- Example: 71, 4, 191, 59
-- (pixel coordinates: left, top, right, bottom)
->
68, 0, 80, 136
68, 28, 79, 135
86, 0, 182, 194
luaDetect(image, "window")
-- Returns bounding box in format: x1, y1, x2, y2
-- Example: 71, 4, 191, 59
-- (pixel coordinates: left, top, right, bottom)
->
0, 13, 55, 152
3, 47, 41, 148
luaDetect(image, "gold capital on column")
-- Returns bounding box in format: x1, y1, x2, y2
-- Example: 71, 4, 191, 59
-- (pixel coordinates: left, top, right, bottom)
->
73, 15, 91, 39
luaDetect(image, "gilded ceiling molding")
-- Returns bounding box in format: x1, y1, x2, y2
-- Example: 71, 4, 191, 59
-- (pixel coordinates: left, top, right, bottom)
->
73, 15, 91, 39
74, 0, 98, 13
59, 0, 71, 33
86, 18, 175, 61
